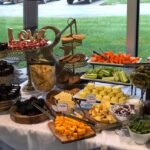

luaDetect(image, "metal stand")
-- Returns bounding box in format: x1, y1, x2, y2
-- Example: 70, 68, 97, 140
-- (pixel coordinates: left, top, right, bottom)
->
22, 52, 35, 92
146, 89, 150, 100
59, 18, 84, 75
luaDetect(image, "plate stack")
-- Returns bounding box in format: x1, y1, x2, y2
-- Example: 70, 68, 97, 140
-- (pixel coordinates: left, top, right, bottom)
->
0, 100, 14, 112
0, 84, 20, 112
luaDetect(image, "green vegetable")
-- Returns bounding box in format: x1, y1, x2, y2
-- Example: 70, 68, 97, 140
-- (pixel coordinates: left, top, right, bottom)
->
129, 117, 150, 134
84, 73, 97, 79
101, 69, 111, 77
114, 71, 120, 82
101, 77, 115, 81
106, 67, 115, 72
118, 71, 129, 83
95, 68, 101, 73
97, 72, 104, 79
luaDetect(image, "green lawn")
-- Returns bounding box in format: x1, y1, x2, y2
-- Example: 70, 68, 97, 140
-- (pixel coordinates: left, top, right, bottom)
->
0, 16, 150, 63
103, 0, 150, 5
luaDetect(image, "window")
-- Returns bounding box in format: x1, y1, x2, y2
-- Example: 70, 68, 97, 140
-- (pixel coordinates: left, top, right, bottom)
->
139, 0, 150, 61
0, 1, 23, 42
38, 0, 127, 57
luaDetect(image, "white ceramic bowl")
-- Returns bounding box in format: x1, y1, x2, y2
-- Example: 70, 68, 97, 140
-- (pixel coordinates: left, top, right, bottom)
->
128, 127, 150, 145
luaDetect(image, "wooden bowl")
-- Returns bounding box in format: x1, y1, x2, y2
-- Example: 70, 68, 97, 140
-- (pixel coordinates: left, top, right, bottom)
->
10, 106, 49, 124
46, 90, 60, 106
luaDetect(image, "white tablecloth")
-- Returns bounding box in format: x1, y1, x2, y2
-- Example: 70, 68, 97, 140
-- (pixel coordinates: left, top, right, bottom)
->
0, 112, 150, 150
0, 82, 149, 150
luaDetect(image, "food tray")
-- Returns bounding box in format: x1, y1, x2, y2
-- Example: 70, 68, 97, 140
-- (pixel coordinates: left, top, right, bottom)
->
94, 122, 121, 132
48, 121, 96, 143
73, 84, 130, 103
6, 41, 52, 53
63, 58, 88, 69
87, 58, 142, 67
87, 110, 121, 132
80, 75, 131, 86
62, 40, 82, 48
73, 90, 100, 103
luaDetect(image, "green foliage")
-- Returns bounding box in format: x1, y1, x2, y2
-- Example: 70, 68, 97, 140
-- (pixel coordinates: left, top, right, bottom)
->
0, 16, 149, 66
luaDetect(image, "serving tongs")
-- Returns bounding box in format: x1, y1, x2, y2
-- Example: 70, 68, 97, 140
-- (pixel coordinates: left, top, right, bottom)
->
61, 112, 96, 126
74, 100, 96, 126
32, 101, 54, 120
93, 50, 109, 61
32, 101, 95, 126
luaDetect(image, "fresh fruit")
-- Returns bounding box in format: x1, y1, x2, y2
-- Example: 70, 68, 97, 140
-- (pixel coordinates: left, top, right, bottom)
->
104, 86, 112, 92
119, 97, 127, 103
90, 51, 140, 64
83, 67, 129, 83
86, 83, 95, 89
95, 85, 104, 91
111, 97, 118, 104
8, 39, 48, 50
89, 102, 117, 124
78, 85, 128, 104
102, 95, 111, 102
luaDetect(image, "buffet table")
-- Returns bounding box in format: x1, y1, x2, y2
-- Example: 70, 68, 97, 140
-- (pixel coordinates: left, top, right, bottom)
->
0, 82, 149, 150
0, 112, 150, 150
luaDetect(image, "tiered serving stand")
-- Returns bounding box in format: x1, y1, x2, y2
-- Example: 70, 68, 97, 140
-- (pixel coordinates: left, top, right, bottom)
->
80, 55, 135, 97
59, 18, 87, 74
3, 18, 87, 92
4, 25, 61, 92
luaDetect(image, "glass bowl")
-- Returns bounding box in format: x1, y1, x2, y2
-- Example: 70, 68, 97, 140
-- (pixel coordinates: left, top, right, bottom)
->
30, 64, 55, 93
110, 104, 136, 123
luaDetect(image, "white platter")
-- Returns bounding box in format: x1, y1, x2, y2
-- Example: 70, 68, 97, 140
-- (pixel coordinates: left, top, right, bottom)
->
80, 75, 131, 86
87, 57, 142, 67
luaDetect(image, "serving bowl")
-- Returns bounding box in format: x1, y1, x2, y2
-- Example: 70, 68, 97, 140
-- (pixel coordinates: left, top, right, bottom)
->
110, 104, 135, 123
128, 127, 150, 145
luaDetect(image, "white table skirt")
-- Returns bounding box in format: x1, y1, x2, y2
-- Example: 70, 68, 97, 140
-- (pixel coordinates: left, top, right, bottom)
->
0, 113, 150, 150
0, 81, 149, 150
0, 113, 98, 150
